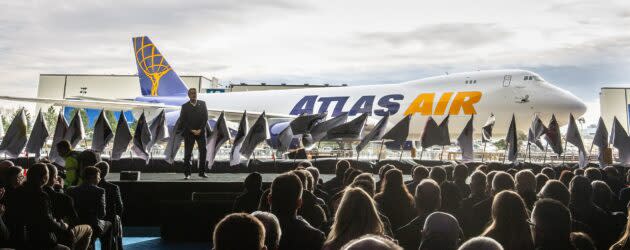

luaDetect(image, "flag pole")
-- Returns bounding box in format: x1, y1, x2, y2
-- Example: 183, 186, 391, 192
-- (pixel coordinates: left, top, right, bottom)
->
273, 150, 277, 168
543, 143, 549, 164
562, 139, 568, 164
503, 143, 508, 164
420, 149, 424, 161
399, 145, 403, 161
527, 143, 531, 163
440, 145, 445, 161
587, 142, 594, 163
377, 139, 385, 162
481, 142, 486, 162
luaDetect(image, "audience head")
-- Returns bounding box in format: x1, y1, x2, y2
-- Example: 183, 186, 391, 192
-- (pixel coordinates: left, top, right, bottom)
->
341, 234, 402, 250
457, 237, 504, 250
558, 170, 574, 187
537, 180, 570, 206
45, 163, 58, 187
612, 206, 630, 249
570, 232, 596, 250
244, 172, 263, 192
378, 164, 395, 181
0, 160, 14, 168
296, 160, 312, 169
336, 160, 352, 178
429, 167, 447, 185
421, 212, 462, 250
569, 175, 592, 205
535, 173, 549, 193
0, 165, 23, 188
584, 167, 602, 181
382, 169, 408, 195
343, 168, 361, 187
56, 140, 72, 156
491, 172, 514, 194
94, 161, 110, 180
305, 166, 320, 186
269, 173, 302, 215
81, 166, 101, 184
78, 149, 100, 170
573, 168, 585, 176
251, 211, 281, 250
475, 164, 488, 174
603, 166, 620, 179
412, 165, 430, 182
213, 213, 266, 250
469, 170, 487, 196
515, 170, 536, 194
327, 187, 384, 249
591, 180, 613, 211
415, 179, 441, 213
483, 190, 528, 236
25, 163, 48, 188
351, 173, 375, 197
291, 170, 310, 192
530, 199, 572, 248
486, 171, 498, 194
453, 164, 468, 183
541, 167, 556, 179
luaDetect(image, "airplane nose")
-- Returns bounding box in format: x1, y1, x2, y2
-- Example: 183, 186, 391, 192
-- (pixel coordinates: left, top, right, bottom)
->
565, 91, 587, 117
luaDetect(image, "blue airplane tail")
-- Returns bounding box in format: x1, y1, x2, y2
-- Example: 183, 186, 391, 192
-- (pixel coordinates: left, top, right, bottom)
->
132, 36, 188, 97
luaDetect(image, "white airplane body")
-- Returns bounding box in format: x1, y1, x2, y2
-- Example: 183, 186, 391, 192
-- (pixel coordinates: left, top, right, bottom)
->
0, 36, 587, 144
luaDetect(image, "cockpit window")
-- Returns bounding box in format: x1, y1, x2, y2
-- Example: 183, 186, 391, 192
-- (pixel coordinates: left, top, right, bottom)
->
533, 75, 543, 81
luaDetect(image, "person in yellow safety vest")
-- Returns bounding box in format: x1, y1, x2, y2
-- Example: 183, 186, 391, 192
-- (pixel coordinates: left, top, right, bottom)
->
56, 140, 81, 187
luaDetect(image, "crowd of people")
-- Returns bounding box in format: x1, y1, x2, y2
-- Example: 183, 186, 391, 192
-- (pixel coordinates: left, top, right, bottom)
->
0, 140, 123, 250
219, 160, 630, 250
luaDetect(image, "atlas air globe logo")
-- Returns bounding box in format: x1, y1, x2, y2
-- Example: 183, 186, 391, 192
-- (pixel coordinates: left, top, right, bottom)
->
133, 37, 172, 96
290, 92, 482, 116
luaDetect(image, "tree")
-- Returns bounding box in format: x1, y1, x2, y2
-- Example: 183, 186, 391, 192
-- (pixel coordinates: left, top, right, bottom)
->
105, 110, 118, 132
44, 106, 58, 130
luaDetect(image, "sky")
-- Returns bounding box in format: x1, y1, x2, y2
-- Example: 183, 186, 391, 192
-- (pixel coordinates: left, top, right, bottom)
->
1, 0, 629, 125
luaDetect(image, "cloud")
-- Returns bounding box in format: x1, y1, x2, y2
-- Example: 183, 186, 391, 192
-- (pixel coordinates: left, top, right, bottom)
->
358, 23, 513, 49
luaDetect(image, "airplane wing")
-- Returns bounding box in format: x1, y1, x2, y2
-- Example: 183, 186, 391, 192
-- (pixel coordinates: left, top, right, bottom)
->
0, 96, 295, 119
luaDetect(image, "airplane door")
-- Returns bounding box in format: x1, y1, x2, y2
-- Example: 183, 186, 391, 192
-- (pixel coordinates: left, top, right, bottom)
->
502, 75, 512, 87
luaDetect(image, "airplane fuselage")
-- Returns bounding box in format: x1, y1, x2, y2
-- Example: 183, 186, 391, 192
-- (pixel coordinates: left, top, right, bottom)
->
139, 69, 587, 139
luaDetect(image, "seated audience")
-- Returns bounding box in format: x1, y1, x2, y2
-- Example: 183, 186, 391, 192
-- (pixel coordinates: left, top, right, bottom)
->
306, 166, 330, 202
570, 232, 596, 250
515, 170, 537, 210
530, 199, 574, 250
419, 212, 462, 250
457, 236, 504, 250
569, 175, 616, 249
396, 179, 441, 250
458, 170, 488, 238
481, 190, 534, 250
67, 166, 113, 249
95, 161, 124, 249
541, 167, 556, 179
584, 168, 602, 182
453, 164, 471, 198
213, 213, 266, 250
234, 172, 264, 213
374, 169, 415, 230
440, 181, 463, 215
470, 171, 514, 237
375, 164, 395, 193
0, 165, 24, 248
430, 167, 447, 185
292, 169, 327, 228
406, 165, 429, 192
268, 172, 325, 250
559, 170, 575, 188
17, 163, 71, 249
535, 173, 549, 193
341, 234, 402, 250
350, 173, 394, 237
251, 211, 282, 250
591, 180, 615, 213
611, 206, 630, 250
323, 187, 385, 250
45, 164, 92, 250
323, 160, 351, 195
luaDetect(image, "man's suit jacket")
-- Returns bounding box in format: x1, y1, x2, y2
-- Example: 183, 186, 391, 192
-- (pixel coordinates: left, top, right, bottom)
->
44, 186, 79, 226
98, 180, 124, 221
67, 183, 107, 233
17, 185, 67, 248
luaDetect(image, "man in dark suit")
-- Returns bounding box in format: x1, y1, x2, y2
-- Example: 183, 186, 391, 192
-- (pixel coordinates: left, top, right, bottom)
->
45, 164, 92, 250
16, 163, 71, 249
96, 161, 124, 249
67, 166, 112, 250
179, 87, 209, 179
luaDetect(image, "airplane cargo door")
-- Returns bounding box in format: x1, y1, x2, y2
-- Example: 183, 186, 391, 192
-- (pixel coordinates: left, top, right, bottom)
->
502, 75, 512, 87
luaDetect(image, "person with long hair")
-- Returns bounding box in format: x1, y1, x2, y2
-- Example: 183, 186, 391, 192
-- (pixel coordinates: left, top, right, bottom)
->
482, 190, 534, 250
611, 206, 630, 250
374, 169, 415, 230
323, 187, 385, 250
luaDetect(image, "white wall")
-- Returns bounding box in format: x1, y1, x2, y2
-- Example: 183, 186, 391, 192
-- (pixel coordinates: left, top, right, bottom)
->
600, 88, 629, 132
